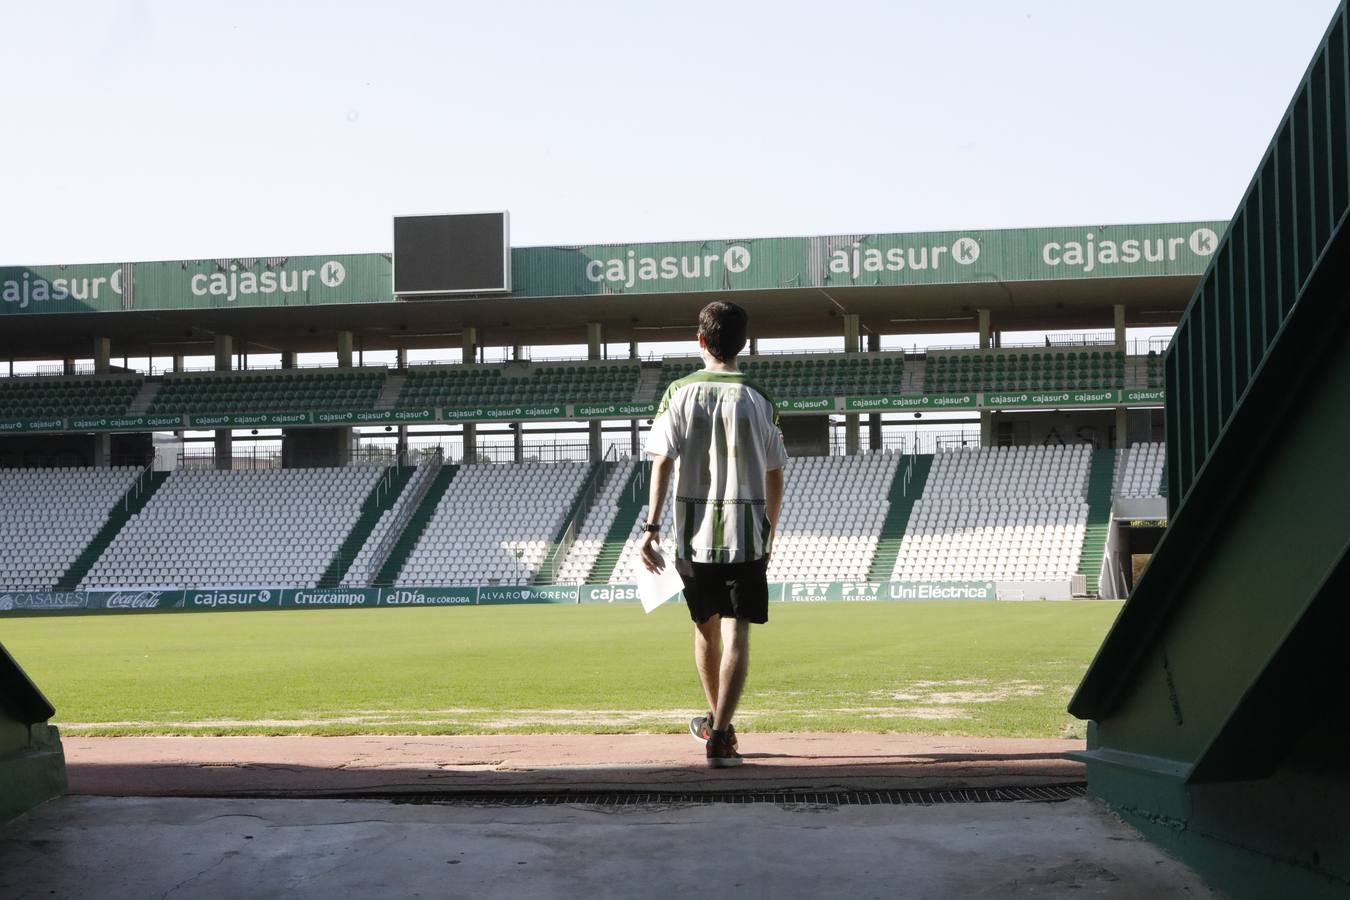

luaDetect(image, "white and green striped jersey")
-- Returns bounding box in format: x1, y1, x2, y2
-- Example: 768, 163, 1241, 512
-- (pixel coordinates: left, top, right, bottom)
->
645, 368, 788, 564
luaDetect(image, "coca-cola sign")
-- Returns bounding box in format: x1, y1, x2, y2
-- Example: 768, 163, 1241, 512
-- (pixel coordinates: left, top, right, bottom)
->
100, 591, 167, 609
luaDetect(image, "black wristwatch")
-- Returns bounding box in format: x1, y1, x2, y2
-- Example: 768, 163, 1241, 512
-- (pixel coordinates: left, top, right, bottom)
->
641, 522, 660, 534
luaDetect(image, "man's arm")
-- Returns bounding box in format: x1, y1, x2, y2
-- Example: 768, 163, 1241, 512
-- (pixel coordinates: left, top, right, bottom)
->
640, 454, 675, 572
764, 466, 785, 558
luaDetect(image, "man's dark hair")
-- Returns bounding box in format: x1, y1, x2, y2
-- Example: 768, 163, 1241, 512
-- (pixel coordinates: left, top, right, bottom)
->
698, 301, 748, 362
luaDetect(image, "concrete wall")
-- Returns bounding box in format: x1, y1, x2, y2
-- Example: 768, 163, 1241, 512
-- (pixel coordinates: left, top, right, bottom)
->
281, 428, 352, 468
779, 415, 829, 458
0, 645, 66, 822
0, 433, 152, 469
989, 410, 1116, 449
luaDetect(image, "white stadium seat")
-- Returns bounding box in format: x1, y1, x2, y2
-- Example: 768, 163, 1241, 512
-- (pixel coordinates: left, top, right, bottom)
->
0, 466, 142, 591
1116, 442, 1166, 499
553, 458, 637, 585
890, 445, 1091, 582
340, 463, 436, 587
78, 466, 384, 590
607, 452, 902, 584
395, 461, 589, 586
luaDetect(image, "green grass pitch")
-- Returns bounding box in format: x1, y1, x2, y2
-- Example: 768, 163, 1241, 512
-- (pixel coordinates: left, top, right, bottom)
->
1, 601, 1120, 738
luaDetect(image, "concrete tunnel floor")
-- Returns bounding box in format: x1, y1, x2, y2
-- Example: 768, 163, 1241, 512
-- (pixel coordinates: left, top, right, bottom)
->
0, 795, 1218, 899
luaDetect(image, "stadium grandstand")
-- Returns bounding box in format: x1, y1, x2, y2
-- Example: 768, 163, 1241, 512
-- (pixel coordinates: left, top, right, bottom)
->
0, 216, 1209, 606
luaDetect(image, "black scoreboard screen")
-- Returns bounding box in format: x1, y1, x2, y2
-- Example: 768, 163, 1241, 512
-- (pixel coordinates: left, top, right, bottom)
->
393, 212, 510, 295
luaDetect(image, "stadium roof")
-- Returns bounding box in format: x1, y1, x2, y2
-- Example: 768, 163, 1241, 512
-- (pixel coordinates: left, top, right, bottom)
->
0, 220, 1226, 359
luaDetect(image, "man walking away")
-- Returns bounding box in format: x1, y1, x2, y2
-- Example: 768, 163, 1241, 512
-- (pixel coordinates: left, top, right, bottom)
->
641, 300, 787, 768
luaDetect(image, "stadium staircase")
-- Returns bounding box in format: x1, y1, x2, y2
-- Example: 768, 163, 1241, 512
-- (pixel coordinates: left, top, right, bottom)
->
126, 381, 161, 415
1074, 449, 1115, 596
588, 461, 648, 583
867, 454, 932, 581
54, 469, 169, 591
532, 459, 607, 585
374, 374, 404, 410
634, 363, 666, 402
316, 465, 415, 588
372, 464, 459, 586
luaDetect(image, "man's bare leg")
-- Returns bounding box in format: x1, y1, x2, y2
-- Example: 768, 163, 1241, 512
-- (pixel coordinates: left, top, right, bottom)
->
694, 615, 722, 721
712, 617, 750, 732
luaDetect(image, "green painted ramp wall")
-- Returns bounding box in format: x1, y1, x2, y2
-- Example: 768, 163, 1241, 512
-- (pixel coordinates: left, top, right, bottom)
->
0, 643, 66, 822
1070, 3, 1350, 896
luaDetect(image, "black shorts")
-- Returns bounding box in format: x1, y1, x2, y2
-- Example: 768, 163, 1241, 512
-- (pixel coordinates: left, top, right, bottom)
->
676, 558, 770, 625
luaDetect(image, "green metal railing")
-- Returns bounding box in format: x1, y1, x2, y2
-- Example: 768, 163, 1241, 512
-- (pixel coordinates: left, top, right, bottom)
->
1166, 6, 1350, 514
538, 447, 618, 584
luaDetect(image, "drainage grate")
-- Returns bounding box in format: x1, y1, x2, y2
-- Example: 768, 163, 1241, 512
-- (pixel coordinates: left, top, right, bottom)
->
386, 783, 1086, 807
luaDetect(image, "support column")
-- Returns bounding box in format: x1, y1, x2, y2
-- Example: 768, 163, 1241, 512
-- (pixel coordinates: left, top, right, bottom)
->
281, 350, 296, 370
213, 335, 234, 471
1114, 303, 1128, 448
91, 343, 112, 462
867, 331, 883, 451
171, 352, 184, 374
462, 329, 478, 464
63, 355, 76, 376
977, 310, 993, 447
462, 327, 479, 364
395, 348, 409, 462
93, 337, 111, 374
510, 343, 525, 462
336, 331, 353, 368
629, 340, 640, 457
843, 314, 860, 456
587, 322, 604, 461
749, 337, 759, 356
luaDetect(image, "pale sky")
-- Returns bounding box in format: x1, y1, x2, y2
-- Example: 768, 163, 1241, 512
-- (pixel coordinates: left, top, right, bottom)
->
3, 0, 1342, 266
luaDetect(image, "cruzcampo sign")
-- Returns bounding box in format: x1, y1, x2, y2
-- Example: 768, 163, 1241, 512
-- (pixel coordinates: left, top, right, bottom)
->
2, 222, 1226, 315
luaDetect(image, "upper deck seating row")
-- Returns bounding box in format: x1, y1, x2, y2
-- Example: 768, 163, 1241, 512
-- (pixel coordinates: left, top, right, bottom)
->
150, 370, 383, 414
924, 350, 1126, 394
398, 363, 640, 408
0, 377, 142, 419
658, 355, 905, 400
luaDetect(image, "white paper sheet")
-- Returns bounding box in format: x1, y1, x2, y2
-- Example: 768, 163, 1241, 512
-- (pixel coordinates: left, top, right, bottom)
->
635, 548, 683, 613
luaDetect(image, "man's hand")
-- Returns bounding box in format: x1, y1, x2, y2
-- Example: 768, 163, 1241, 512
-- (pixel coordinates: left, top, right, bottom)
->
642, 455, 676, 574
639, 531, 665, 573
